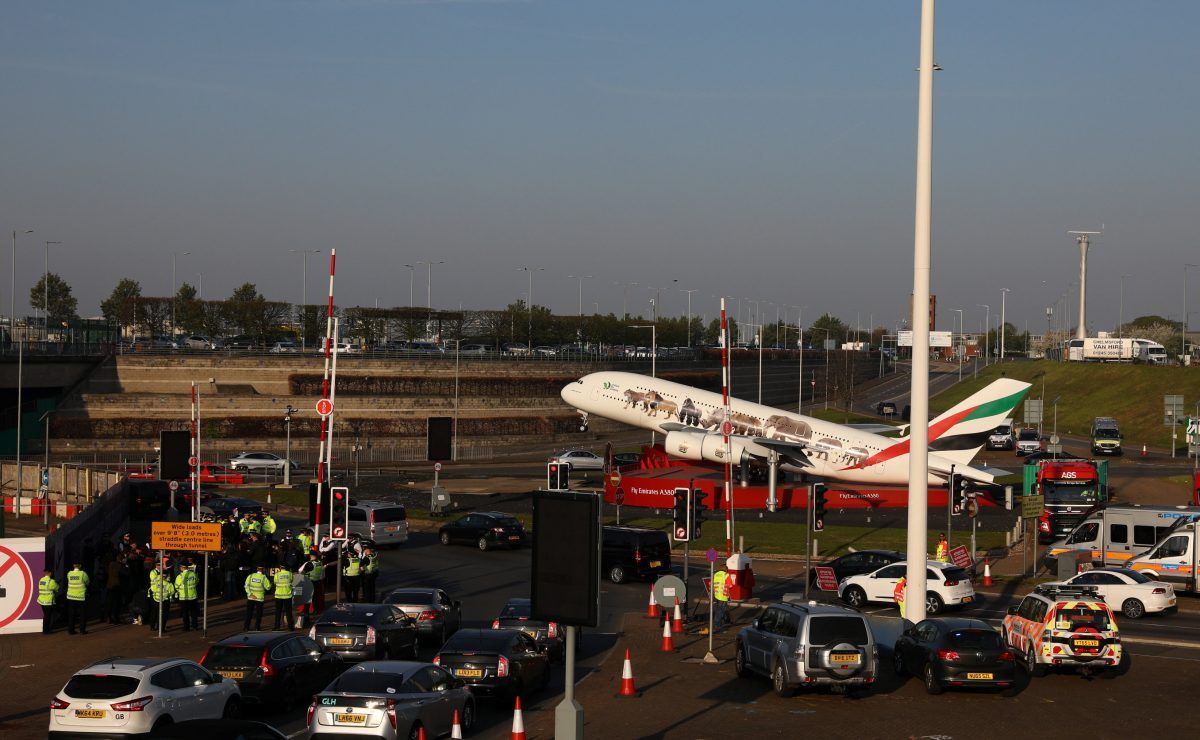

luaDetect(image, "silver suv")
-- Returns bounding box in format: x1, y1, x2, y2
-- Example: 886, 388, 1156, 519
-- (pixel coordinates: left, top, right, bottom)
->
735, 598, 878, 696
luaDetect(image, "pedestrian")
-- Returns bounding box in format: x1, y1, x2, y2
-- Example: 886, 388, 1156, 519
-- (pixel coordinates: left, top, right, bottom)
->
895, 575, 908, 619
341, 550, 361, 603
38, 569, 60, 634
936, 533, 949, 564
298, 552, 325, 616
361, 547, 379, 603
221, 544, 240, 602
147, 565, 175, 631
262, 511, 277, 539
65, 561, 90, 635
175, 560, 200, 632
244, 565, 273, 631
702, 568, 730, 634
105, 554, 126, 624
273, 565, 295, 630
117, 532, 136, 554
128, 553, 148, 625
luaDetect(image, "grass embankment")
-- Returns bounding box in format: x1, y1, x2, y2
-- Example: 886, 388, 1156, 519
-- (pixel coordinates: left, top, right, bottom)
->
809, 408, 890, 426
930, 360, 1200, 450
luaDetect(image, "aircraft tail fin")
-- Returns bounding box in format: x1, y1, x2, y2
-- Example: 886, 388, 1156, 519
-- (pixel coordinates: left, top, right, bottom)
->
926, 378, 1031, 465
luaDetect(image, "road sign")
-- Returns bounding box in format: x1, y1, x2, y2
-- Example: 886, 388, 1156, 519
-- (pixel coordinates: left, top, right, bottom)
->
0, 542, 37, 632
897, 330, 952, 348
674, 525, 688, 540
814, 566, 839, 592
706, 547, 720, 563
614, 488, 625, 506
1022, 494, 1046, 519
150, 521, 223, 552
966, 498, 980, 518
168, 480, 180, 492
40, 468, 49, 487
653, 575, 687, 609
188, 456, 198, 467
316, 398, 334, 417
949, 545, 973, 569
608, 470, 621, 487
1023, 399, 1043, 426
434, 462, 443, 472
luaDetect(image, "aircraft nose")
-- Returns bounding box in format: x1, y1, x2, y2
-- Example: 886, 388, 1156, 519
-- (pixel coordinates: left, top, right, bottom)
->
561, 380, 582, 403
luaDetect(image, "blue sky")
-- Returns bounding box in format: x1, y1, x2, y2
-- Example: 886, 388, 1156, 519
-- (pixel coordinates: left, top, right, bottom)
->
2, 1, 1198, 335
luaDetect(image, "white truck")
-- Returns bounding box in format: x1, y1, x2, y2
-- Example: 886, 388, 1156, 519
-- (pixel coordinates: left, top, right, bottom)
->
1066, 338, 1145, 362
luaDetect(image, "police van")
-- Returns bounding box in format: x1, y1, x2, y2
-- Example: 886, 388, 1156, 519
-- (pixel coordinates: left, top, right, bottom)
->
1090, 417, 1123, 456
1042, 504, 1200, 573
1002, 585, 1122, 676
1127, 518, 1200, 591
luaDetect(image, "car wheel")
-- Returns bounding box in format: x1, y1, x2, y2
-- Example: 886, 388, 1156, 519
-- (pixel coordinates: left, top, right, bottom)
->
735, 643, 752, 678
609, 565, 627, 584
772, 661, 793, 698
1122, 598, 1146, 619
893, 649, 908, 677
460, 700, 476, 731
1026, 647, 1046, 678
152, 716, 174, 731
407, 723, 424, 740
439, 532, 451, 546
222, 697, 241, 719
478, 536, 490, 552
925, 593, 943, 615
923, 664, 942, 695
842, 586, 867, 608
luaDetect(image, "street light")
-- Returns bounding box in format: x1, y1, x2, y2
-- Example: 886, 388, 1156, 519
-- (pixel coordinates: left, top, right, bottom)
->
10, 228, 33, 333
1119, 274, 1131, 338
954, 309, 964, 380
403, 264, 416, 307
172, 251, 191, 337
516, 266, 543, 349
567, 274, 592, 317
614, 281, 637, 321
630, 325, 657, 444
43, 241, 62, 335
290, 249, 321, 350
977, 304, 990, 367
283, 405, 296, 486
680, 288, 698, 347
1184, 264, 1198, 361
999, 288, 1010, 360
417, 260, 444, 309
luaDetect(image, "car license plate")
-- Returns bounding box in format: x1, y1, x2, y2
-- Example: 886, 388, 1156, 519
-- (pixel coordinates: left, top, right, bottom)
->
1074, 639, 1100, 647
961, 596, 973, 604
329, 637, 353, 645
650, 560, 662, 568
966, 672, 994, 680
385, 526, 399, 533
831, 653, 860, 664
456, 669, 483, 677
74, 709, 106, 719
217, 670, 246, 679
509, 535, 521, 540
335, 713, 366, 724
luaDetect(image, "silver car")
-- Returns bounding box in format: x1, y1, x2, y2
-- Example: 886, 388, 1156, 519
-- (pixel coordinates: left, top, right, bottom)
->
307, 661, 475, 740
548, 449, 605, 471
228, 451, 298, 472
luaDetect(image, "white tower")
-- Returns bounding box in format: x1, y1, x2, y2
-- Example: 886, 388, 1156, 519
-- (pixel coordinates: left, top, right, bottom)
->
1068, 230, 1101, 340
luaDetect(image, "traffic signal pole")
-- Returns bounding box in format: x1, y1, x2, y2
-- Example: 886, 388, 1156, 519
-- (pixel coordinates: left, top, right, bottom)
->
804, 483, 814, 599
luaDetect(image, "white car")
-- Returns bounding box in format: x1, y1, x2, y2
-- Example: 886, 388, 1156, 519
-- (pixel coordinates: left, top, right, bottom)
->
228, 451, 298, 472
548, 449, 605, 471
838, 560, 976, 615
269, 341, 299, 353
49, 657, 240, 737
1045, 567, 1176, 619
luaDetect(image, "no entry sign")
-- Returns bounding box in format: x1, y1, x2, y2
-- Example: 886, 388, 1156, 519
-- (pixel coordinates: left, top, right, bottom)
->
316, 398, 334, 417
0, 538, 43, 634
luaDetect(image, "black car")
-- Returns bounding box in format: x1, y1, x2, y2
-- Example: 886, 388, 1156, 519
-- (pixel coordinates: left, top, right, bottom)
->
893, 618, 1018, 695
809, 549, 904, 587
384, 587, 462, 643
602, 526, 672, 584
201, 631, 344, 707
438, 511, 527, 551
435, 628, 551, 699
312, 604, 420, 662
201, 497, 264, 519
492, 598, 564, 662
1021, 450, 1085, 465
149, 719, 287, 739
612, 452, 642, 468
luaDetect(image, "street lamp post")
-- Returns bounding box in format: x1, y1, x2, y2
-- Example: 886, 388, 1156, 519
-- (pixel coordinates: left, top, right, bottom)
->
290, 249, 321, 350
1000, 288, 1009, 360
792, 306, 805, 412
403, 264, 416, 307
172, 251, 191, 337
43, 241, 62, 337
680, 288, 698, 347
1185, 264, 1198, 362
283, 405, 296, 486
517, 267, 543, 349
1119, 275, 1131, 338
977, 304, 990, 367
954, 309, 965, 380
631, 325, 657, 444
417, 260, 444, 309
10, 229, 33, 333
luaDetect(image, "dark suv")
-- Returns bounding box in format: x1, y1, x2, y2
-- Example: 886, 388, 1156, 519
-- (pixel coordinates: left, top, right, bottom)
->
601, 526, 672, 584
200, 631, 343, 707
438, 511, 528, 551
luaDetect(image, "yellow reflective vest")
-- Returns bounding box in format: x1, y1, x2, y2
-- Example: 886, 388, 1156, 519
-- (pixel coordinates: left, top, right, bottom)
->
66, 569, 89, 601
39, 576, 59, 606
245, 572, 272, 601
712, 570, 730, 602
175, 568, 198, 600
274, 570, 294, 599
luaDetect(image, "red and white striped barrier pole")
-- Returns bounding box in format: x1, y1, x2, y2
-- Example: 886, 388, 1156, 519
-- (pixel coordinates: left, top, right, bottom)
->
313, 249, 337, 544
721, 297, 734, 557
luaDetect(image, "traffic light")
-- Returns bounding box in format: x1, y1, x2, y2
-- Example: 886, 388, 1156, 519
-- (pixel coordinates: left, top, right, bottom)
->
329, 486, 350, 540
547, 462, 570, 491
812, 483, 827, 532
951, 474, 969, 516
690, 490, 708, 539
672, 488, 691, 542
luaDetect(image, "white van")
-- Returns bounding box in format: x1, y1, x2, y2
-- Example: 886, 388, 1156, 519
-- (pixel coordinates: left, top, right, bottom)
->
1127, 520, 1200, 590
987, 418, 1015, 451
1043, 504, 1200, 573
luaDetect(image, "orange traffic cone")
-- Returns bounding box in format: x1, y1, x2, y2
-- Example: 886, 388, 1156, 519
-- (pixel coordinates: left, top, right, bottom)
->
671, 596, 684, 633
510, 696, 527, 740
451, 709, 463, 739
619, 648, 638, 696
660, 617, 675, 652
982, 559, 993, 587
646, 586, 659, 618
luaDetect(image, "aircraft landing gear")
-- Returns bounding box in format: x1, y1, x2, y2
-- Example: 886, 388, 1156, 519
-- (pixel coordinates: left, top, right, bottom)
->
578, 412, 589, 433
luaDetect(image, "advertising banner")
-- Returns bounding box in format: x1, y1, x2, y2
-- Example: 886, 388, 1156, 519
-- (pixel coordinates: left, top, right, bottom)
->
0, 537, 46, 635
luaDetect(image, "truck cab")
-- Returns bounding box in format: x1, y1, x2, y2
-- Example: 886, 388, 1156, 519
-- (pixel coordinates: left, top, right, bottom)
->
1091, 417, 1123, 456
1036, 460, 1104, 544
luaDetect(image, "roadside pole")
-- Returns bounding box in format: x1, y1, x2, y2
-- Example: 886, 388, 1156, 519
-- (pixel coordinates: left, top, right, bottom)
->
804, 483, 813, 599
336, 541, 343, 603
947, 465, 955, 548
203, 552, 209, 637
157, 549, 165, 639
703, 552, 718, 664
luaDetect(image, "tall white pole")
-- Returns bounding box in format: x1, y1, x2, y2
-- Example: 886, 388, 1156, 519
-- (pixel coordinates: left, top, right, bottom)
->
1000, 288, 1009, 359
905, 0, 936, 625
1075, 235, 1089, 340
313, 249, 337, 546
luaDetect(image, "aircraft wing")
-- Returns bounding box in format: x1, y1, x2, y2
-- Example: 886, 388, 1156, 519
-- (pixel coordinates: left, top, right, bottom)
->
844, 423, 904, 435
750, 438, 813, 467
927, 458, 1009, 484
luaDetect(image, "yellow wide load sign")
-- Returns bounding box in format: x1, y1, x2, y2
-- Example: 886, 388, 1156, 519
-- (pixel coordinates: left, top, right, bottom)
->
151, 521, 223, 552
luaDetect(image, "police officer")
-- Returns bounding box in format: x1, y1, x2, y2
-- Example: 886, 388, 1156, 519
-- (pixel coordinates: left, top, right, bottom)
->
297, 528, 314, 555
361, 547, 380, 603
262, 512, 277, 539
298, 552, 325, 616
39, 569, 60, 634
342, 550, 361, 603
246, 513, 263, 537
705, 568, 731, 634
273, 565, 295, 630
147, 566, 176, 631
175, 560, 200, 632
936, 533, 949, 564
244, 565, 273, 630
65, 562, 90, 635
239, 513, 253, 537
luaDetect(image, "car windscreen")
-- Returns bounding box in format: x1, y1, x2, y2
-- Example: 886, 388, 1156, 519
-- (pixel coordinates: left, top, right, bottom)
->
1056, 606, 1111, 631
386, 591, 433, 605
1018, 430, 1039, 440
993, 426, 1011, 435
499, 602, 531, 619
370, 507, 407, 523
203, 645, 264, 668
63, 674, 141, 699
940, 567, 970, 583
947, 629, 1003, 650
1113, 569, 1154, 583
329, 672, 407, 695
808, 616, 869, 645
1095, 428, 1119, 438
1042, 482, 1101, 504
443, 632, 513, 652
318, 605, 378, 623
